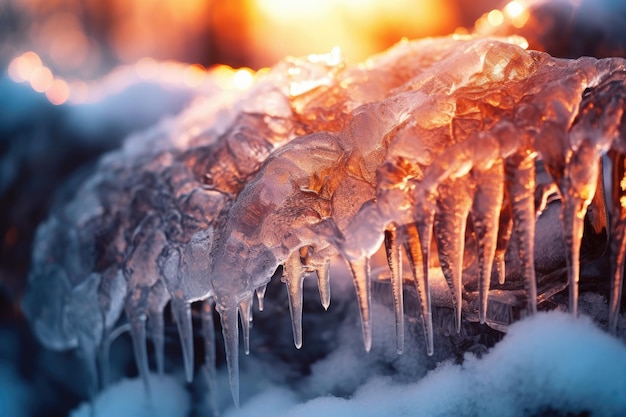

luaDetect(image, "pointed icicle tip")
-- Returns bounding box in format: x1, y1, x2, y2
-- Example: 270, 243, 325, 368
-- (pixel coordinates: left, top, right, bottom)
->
173, 299, 195, 383
255, 284, 268, 312
316, 259, 331, 310
346, 256, 372, 353
506, 156, 537, 316
472, 163, 504, 326
217, 304, 240, 408
283, 251, 305, 349
433, 180, 471, 335
201, 299, 219, 416
239, 296, 253, 355
403, 221, 434, 357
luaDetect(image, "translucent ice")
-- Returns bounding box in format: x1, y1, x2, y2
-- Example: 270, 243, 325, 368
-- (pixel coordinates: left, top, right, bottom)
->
22, 35, 626, 409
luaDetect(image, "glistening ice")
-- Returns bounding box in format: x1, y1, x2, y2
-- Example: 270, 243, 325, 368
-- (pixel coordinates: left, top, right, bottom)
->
19, 34, 626, 414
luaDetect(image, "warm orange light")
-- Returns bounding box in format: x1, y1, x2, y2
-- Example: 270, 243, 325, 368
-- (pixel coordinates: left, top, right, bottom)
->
233, 69, 254, 90
183, 64, 206, 87
511, 10, 530, 29
8, 52, 42, 83
487, 10, 504, 27
30, 66, 53, 93
248, 0, 458, 67
45, 79, 70, 105
504, 1, 524, 18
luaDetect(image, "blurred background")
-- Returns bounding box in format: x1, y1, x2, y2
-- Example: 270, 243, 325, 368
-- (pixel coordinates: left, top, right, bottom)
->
1, 0, 626, 415
0, 0, 497, 78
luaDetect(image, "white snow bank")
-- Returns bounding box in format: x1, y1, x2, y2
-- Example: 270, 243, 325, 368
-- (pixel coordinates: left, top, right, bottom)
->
226, 311, 626, 417
70, 373, 190, 417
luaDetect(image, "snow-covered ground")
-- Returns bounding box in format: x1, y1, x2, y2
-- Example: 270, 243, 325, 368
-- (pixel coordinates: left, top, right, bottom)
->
55, 310, 626, 417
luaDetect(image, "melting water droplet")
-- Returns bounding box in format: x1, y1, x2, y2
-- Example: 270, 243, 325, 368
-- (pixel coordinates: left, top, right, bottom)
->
255, 284, 268, 312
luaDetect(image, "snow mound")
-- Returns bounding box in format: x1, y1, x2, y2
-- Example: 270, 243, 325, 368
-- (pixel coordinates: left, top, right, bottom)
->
225, 311, 626, 417
70, 374, 190, 417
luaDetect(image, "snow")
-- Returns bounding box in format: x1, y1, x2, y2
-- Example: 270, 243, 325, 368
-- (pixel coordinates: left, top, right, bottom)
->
58, 292, 626, 417
70, 374, 190, 417
221, 311, 626, 417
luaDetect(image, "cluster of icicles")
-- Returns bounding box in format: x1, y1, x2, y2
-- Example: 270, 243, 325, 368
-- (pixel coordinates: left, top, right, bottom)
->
23, 35, 626, 407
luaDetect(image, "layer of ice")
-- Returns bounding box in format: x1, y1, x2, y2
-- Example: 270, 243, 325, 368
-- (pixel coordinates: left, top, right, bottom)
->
21, 34, 626, 408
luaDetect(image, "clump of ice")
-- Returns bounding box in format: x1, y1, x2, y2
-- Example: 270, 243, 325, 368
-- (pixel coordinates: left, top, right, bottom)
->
70, 374, 190, 417
223, 311, 626, 417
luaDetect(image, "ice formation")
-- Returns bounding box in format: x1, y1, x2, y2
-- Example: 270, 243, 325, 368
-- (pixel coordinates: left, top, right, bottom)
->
22, 34, 626, 407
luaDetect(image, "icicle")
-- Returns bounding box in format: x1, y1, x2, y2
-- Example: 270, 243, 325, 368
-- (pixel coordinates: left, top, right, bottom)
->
415, 193, 435, 356
494, 192, 513, 285
402, 223, 434, 356
255, 284, 268, 312
471, 162, 504, 324
147, 281, 169, 376
202, 298, 219, 416
172, 297, 194, 383
506, 152, 538, 315
434, 179, 473, 332
609, 151, 626, 334
560, 147, 601, 316
609, 215, 626, 333
282, 251, 306, 349
147, 307, 165, 375
128, 311, 151, 395
77, 332, 99, 404
100, 323, 130, 389
315, 258, 331, 310
384, 226, 404, 354
535, 182, 559, 217
217, 303, 240, 407
239, 295, 253, 355
560, 203, 584, 316
346, 256, 372, 352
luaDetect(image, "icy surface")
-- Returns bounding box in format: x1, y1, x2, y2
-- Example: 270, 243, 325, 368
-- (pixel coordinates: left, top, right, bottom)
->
20, 34, 626, 406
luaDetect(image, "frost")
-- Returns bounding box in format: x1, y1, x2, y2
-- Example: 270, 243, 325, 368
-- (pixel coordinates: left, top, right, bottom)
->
21, 34, 626, 408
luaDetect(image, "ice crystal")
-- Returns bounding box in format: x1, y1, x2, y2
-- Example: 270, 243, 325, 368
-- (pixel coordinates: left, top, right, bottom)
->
22, 35, 626, 408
